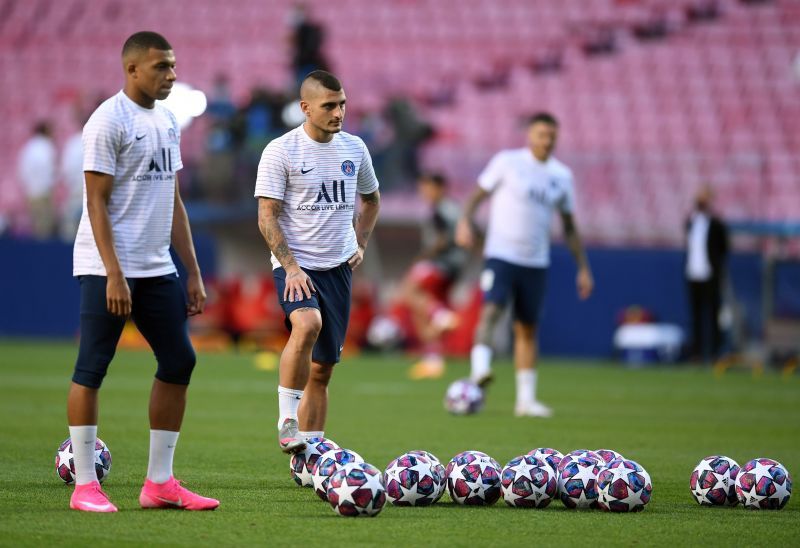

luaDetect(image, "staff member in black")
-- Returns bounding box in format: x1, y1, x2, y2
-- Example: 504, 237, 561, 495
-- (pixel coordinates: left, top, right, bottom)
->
685, 186, 729, 361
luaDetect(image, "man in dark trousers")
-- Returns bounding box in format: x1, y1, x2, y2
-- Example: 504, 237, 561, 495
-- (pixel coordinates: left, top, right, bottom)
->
685, 186, 729, 361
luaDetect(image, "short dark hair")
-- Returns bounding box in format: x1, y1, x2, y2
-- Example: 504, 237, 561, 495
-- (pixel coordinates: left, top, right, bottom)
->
122, 31, 172, 57
419, 173, 447, 187
527, 112, 559, 127
303, 70, 342, 92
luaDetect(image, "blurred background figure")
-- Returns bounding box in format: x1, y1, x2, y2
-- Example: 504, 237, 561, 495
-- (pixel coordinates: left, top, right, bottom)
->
397, 173, 469, 380
685, 186, 729, 362
288, 3, 329, 88
377, 97, 434, 191
59, 111, 85, 242
17, 121, 57, 239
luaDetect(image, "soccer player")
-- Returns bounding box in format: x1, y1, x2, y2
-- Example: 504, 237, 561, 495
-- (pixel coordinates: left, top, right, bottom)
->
456, 112, 593, 417
255, 70, 380, 453
403, 173, 468, 380
67, 31, 219, 512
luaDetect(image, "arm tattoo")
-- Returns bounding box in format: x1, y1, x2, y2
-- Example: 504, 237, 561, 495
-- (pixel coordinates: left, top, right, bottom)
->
258, 198, 297, 269
360, 190, 380, 205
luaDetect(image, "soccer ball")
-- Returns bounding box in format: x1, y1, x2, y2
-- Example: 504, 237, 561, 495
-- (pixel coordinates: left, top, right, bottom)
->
557, 449, 602, 472
595, 449, 625, 465
289, 437, 340, 487
527, 447, 564, 475
735, 458, 792, 510
501, 455, 558, 508
408, 450, 447, 502
446, 451, 502, 505
689, 455, 740, 506
597, 459, 653, 512
327, 462, 387, 517
312, 448, 364, 501
55, 437, 112, 484
558, 456, 602, 509
444, 379, 484, 415
384, 453, 444, 506
445, 450, 490, 477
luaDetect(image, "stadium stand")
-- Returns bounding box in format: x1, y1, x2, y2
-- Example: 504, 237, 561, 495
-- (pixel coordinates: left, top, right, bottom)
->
0, 0, 797, 246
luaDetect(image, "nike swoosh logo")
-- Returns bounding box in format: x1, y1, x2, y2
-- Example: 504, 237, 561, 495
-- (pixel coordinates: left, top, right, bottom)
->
136, 134, 146, 140
300, 167, 314, 174
156, 496, 183, 506
78, 501, 114, 511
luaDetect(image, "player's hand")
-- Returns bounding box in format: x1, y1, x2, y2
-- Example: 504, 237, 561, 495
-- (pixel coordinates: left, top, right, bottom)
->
577, 267, 594, 300
284, 266, 315, 302
455, 218, 475, 249
348, 245, 365, 270
106, 272, 132, 317
185, 272, 206, 316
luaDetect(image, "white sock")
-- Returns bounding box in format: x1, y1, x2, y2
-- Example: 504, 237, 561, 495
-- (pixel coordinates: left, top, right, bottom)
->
470, 344, 493, 381
277, 386, 304, 429
69, 425, 98, 485
147, 430, 179, 484
298, 430, 324, 441
516, 369, 537, 407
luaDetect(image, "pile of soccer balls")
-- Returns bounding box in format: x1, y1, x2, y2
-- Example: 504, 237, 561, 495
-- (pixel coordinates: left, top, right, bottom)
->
290, 441, 656, 517
690, 455, 792, 510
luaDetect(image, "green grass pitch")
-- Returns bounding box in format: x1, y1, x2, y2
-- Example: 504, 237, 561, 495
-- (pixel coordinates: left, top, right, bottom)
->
0, 339, 798, 547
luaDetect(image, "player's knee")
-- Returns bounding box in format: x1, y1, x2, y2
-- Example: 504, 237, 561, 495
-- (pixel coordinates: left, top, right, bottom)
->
291, 311, 322, 342
72, 354, 113, 389
155, 345, 196, 385
308, 362, 333, 387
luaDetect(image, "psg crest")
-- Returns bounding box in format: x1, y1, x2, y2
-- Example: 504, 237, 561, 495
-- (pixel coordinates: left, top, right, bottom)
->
341, 160, 355, 176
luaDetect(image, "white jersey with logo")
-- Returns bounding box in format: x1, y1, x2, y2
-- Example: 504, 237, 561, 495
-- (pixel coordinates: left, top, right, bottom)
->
254, 125, 379, 270
477, 148, 575, 268
73, 91, 182, 277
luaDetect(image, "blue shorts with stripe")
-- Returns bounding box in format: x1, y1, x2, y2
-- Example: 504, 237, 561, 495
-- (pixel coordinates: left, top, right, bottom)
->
273, 262, 352, 365
72, 274, 196, 389
480, 258, 547, 325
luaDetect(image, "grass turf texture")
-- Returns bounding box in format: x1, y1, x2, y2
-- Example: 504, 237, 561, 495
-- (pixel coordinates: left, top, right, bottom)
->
0, 340, 798, 547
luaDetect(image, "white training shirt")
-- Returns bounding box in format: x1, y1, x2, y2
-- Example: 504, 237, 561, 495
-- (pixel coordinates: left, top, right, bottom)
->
477, 148, 575, 268
73, 90, 182, 277
686, 212, 712, 281
254, 124, 379, 270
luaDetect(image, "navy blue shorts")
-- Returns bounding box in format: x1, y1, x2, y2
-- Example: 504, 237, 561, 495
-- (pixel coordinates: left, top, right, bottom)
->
273, 263, 352, 365
480, 258, 547, 325
72, 274, 196, 389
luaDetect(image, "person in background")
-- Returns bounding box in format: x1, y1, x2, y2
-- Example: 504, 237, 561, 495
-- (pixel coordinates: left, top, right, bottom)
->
456, 112, 593, 418
288, 3, 329, 88
685, 185, 729, 361
17, 121, 57, 239
59, 110, 85, 241
403, 173, 468, 380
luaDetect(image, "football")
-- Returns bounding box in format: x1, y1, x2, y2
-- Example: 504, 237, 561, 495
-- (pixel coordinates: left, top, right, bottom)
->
595, 449, 625, 465
327, 462, 387, 517
408, 450, 447, 502
446, 451, 502, 505
557, 449, 602, 472
558, 455, 602, 509
527, 447, 564, 475
384, 452, 444, 506
443, 379, 484, 415
735, 457, 792, 510
597, 458, 653, 512
501, 454, 558, 508
289, 437, 340, 487
689, 455, 740, 506
54, 437, 112, 484
312, 448, 364, 501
